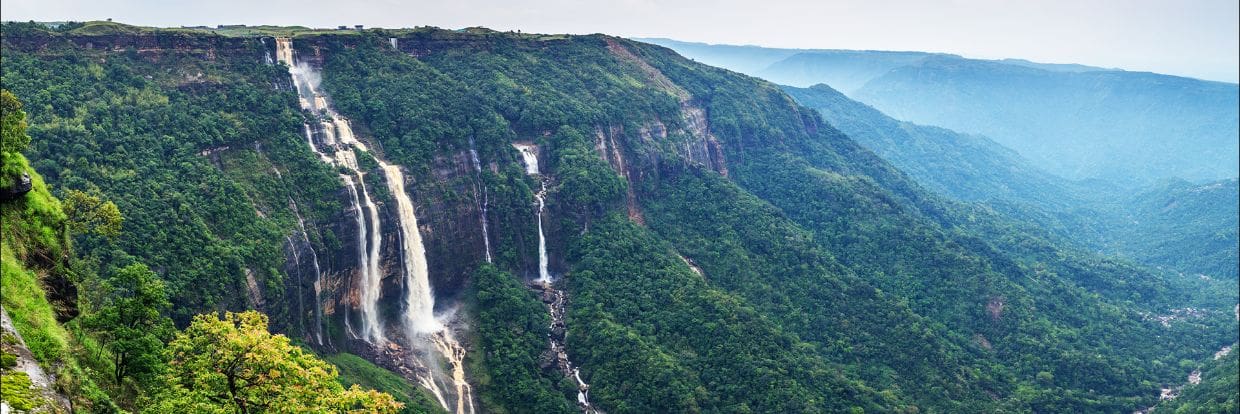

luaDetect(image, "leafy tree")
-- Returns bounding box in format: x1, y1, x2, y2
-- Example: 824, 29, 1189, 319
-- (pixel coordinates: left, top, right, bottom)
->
62, 188, 124, 239
147, 311, 402, 413
1, 89, 31, 186
81, 263, 174, 386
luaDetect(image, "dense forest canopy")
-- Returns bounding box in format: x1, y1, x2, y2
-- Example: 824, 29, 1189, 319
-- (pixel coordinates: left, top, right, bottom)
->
0, 20, 1236, 414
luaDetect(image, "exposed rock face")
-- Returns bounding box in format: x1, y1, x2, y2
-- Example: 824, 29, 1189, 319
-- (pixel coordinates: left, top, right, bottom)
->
419, 150, 495, 301
2, 32, 258, 61
1, 307, 71, 412
0, 172, 32, 201
532, 281, 599, 414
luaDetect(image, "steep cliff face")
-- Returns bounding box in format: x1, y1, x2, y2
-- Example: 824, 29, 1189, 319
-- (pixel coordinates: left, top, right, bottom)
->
5, 25, 1236, 413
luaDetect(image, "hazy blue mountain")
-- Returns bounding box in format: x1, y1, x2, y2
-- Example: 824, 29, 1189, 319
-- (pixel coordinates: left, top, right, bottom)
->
754, 50, 934, 93
996, 58, 1113, 73
632, 37, 801, 75
853, 55, 1240, 184
648, 39, 1240, 185
783, 83, 1077, 208
783, 83, 1239, 281
638, 38, 939, 93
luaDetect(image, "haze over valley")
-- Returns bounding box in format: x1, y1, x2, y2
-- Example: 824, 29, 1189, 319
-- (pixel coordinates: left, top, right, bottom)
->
1, 2, 1236, 413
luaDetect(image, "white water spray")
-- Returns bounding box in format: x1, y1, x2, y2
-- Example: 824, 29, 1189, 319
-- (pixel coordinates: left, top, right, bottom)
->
277, 37, 473, 414
515, 143, 539, 175
514, 143, 551, 283
383, 163, 441, 334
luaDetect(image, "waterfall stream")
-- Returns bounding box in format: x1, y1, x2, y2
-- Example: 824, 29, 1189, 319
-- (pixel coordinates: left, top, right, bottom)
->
514, 143, 596, 412
276, 37, 473, 413
292, 201, 328, 346
513, 143, 550, 282
469, 138, 493, 263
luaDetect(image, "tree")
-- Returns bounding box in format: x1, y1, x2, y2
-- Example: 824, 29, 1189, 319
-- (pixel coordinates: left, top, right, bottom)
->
1, 89, 30, 156
81, 263, 174, 386
1, 89, 31, 187
147, 311, 402, 413
62, 189, 123, 239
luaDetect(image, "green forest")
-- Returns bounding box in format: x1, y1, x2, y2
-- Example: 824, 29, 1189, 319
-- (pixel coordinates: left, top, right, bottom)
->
1, 20, 1236, 414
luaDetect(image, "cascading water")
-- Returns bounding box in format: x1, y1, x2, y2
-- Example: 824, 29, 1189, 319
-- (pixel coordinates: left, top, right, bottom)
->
513, 143, 551, 283
276, 37, 473, 414
515, 144, 539, 175
266, 138, 328, 346
341, 172, 387, 345
535, 187, 550, 283
383, 163, 440, 334
469, 138, 493, 263
514, 143, 596, 412
292, 202, 328, 346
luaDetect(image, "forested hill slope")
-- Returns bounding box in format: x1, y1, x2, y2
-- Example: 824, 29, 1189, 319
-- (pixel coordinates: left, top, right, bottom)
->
782, 83, 1076, 208
785, 83, 1240, 281
645, 38, 1240, 185
2, 21, 1236, 413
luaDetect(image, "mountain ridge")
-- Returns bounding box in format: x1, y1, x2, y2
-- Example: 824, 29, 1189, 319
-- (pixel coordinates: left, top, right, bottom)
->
1, 22, 1236, 413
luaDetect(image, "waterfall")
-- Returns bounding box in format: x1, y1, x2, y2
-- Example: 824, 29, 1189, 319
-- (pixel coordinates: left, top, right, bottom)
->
432, 331, 477, 414
515, 143, 539, 174
275, 37, 295, 69
292, 202, 328, 346
469, 138, 492, 263
513, 143, 551, 283
304, 123, 331, 163
513, 142, 596, 412
574, 368, 592, 407
266, 134, 328, 346
383, 163, 440, 334
535, 184, 550, 283
389, 37, 399, 50
277, 37, 473, 414
342, 173, 387, 345
286, 234, 308, 337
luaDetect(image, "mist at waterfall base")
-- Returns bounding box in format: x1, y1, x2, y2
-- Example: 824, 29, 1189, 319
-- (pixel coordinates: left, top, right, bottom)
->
275, 38, 474, 414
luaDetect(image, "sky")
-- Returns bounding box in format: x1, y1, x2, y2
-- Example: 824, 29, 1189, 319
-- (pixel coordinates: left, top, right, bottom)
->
4, 0, 1238, 83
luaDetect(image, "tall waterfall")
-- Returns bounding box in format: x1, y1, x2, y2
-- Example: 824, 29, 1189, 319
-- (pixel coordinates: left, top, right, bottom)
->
342, 173, 387, 344
383, 163, 440, 334
513, 143, 551, 283
294, 204, 327, 346
264, 146, 328, 346
276, 37, 473, 414
513, 143, 596, 412
535, 186, 550, 283
469, 138, 493, 263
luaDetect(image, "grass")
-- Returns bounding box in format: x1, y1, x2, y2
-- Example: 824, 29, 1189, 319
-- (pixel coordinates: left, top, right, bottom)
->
1, 155, 120, 411
321, 352, 447, 414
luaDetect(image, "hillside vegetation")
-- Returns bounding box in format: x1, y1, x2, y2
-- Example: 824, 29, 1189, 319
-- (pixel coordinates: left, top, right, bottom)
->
1, 22, 1236, 413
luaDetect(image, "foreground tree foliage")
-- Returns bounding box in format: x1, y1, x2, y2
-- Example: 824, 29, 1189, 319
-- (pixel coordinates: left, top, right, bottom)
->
81, 263, 174, 386
0, 90, 31, 186
147, 311, 402, 413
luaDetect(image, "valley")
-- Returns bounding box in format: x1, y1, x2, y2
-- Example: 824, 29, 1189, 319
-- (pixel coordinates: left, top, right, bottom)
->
0, 19, 1235, 414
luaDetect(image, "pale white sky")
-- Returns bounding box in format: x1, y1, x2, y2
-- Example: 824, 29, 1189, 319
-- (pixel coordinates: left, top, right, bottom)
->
4, 0, 1237, 82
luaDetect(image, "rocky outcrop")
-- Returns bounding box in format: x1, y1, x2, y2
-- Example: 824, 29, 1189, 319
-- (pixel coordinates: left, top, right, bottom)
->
1, 307, 70, 413
0, 172, 32, 201
1, 31, 258, 61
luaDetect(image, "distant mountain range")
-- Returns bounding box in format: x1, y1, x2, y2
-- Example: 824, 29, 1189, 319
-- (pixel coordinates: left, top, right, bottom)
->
784, 83, 1238, 280
641, 38, 1240, 185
